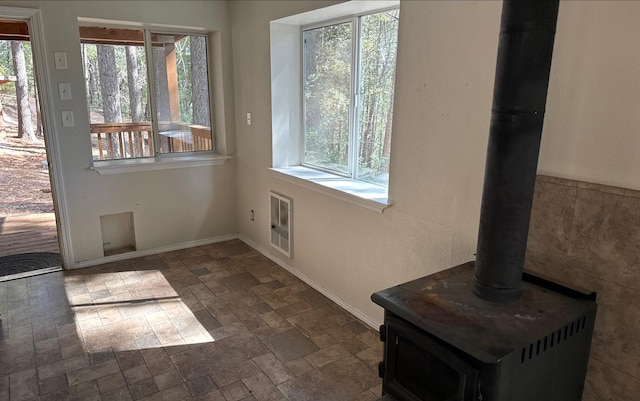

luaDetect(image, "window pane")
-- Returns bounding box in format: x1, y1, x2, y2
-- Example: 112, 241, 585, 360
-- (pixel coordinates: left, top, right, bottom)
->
80, 28, 152, 161
303, 22, 352, 174
357, 10, 399, 185
151, 33, 212, 154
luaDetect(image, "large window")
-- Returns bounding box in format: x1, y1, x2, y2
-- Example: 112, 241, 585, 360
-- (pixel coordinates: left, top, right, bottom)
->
302, 8, 399, 186
79, 25, 212, 161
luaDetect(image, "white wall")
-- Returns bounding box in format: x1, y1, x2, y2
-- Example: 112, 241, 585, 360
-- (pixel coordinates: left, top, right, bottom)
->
4, 0, 632, 329
0, 1, 237, 265
540, 1, 640, 190
232, 0, 640, 327
231, 0, 501, 325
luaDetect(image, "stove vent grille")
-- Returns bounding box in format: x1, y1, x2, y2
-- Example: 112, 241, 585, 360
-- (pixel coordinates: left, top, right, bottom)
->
520, 315, 588, 364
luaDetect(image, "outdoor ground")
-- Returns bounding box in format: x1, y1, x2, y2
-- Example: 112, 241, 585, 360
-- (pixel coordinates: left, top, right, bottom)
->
0, 123, 54, 216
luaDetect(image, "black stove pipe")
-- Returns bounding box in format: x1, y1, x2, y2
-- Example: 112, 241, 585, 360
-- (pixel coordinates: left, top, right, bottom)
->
474, 0, 560, 303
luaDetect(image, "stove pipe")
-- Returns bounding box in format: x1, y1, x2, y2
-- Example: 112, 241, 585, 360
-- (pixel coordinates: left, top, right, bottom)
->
474, 0, 560, 303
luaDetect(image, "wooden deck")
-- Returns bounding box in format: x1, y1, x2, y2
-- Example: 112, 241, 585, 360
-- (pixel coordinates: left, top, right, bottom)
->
0, 213, 60, 257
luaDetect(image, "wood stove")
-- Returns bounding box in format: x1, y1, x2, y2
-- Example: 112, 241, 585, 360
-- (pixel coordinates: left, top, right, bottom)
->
372, 1, 597, 400
373, 264, 597, 401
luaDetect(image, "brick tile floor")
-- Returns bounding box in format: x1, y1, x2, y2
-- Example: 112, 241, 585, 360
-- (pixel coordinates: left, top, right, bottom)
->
0, 239, 383, 400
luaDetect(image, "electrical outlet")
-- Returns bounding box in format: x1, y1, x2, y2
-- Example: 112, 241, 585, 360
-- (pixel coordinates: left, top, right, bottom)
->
250, 209, 255, 221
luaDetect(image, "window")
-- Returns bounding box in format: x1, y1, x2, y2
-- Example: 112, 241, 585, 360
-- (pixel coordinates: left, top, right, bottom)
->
79, 25, 212, 161
302, 8, 399, 186
270, 1, 398, 211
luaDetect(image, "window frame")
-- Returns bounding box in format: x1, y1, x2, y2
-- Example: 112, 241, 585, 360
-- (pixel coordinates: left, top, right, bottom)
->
269, 1, 399, 212
300, 6, 399, 185
300, 17, 354, 177
145, 29, 213, 158
78, 19, 229, 173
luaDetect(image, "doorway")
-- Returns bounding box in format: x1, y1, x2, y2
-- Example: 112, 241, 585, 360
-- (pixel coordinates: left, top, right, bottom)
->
0, 18, 61, 280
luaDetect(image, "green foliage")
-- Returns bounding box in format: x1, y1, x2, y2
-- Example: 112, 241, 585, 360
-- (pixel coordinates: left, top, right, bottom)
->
174, 35, 193, 125
303, 22, 352, 174
0, 40, 37, 98
303, 9, 399, 185
0, 41, 11, 77
82, 43, 149, 122
357, 9, 399, 185
82, 34, 202, 126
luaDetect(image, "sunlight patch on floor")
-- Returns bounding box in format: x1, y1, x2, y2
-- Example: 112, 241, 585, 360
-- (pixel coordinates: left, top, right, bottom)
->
65, 270, 215, 352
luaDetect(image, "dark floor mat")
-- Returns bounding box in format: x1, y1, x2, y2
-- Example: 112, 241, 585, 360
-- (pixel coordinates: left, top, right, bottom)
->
0, 252, 61, 277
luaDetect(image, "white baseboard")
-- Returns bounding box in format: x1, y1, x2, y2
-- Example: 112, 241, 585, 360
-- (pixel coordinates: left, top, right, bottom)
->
70, 234, 238, 269
238, 234, 379, 330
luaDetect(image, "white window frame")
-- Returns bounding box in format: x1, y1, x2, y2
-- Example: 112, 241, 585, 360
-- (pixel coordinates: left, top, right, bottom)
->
270, 1, 399, 213
301, 10, 396, 181
79, 19, 231, 175
300, 17, 355, 177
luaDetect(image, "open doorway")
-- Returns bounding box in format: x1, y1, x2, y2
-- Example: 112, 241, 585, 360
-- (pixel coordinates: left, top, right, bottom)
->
0, 19, 61, 280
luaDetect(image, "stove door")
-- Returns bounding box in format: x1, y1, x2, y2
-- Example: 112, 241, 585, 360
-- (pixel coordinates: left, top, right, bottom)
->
384, 316, 480, 401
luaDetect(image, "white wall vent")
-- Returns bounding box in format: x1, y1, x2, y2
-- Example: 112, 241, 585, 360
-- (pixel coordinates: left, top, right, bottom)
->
270, 192, 292, 257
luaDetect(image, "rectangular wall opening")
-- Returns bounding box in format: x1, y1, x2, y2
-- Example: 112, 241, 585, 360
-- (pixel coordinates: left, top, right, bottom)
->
100, 212, 136, 256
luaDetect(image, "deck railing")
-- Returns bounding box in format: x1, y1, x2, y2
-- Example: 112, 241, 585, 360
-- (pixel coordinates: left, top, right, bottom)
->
158, 124, 212, 153
90, 122, 154, 160
90, 122, 212, 160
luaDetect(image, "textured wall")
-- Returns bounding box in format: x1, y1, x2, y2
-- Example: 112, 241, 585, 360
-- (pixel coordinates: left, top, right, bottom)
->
0, 1, 238, 265
540, 1, 640, 190
230, 0, 501, 325
526, 175, 640, 401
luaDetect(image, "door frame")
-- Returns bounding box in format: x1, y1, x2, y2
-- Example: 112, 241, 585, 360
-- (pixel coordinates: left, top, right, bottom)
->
0, 6, 71, 268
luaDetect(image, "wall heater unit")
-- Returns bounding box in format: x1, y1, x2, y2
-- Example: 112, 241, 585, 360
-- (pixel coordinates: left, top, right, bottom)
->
270, 192, 292, 257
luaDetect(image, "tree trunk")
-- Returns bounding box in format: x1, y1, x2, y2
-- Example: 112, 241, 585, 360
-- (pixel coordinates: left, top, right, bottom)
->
11, 40, 35, 141
97, 45, 122, 123
125, 46, 144, 122
0, 98, 5, 141
153, 46, 171, 123
190, 36, 209, 127
359, 96, 377, 168
97, 45, 122, 157
382, 81, 394, 158
82, 44, 92, 115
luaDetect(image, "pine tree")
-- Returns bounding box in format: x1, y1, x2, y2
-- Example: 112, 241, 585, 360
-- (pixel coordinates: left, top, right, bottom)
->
190, 36, 209, 127
11, 40, 35, 141
97, 45, 122, 123
125, 46, 143, 122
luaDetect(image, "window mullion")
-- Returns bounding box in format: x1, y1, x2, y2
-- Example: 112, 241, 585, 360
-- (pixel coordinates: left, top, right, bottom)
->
349, 16, 360, 179
143, 29, 160, 157
300, 28, 308, 167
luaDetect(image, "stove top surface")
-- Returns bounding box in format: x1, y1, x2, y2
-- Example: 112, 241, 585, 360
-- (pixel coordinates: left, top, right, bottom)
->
372, 262, 597, 364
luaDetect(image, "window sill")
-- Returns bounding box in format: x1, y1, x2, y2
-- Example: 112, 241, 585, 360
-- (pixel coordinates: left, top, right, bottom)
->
90, 153, 232, 175
271, 166, 391, 213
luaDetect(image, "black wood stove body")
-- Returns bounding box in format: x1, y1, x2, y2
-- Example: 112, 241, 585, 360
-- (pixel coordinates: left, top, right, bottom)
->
372, 1, 597, 400
372, 264, 596, 401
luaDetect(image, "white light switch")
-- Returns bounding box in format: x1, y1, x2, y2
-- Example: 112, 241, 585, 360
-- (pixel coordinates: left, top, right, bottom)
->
54, 52, 67, 69
246, 112, 252, 126
61, 110, 74, 127
58, 82, 71, 100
